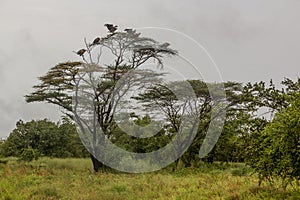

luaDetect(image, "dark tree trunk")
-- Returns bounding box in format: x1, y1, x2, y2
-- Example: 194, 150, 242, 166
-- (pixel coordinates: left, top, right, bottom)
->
90, 154, 103, 172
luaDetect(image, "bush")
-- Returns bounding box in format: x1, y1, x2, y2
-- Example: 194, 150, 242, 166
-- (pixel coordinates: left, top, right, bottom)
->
246, 93, 300, 187
2, 118, 87, 160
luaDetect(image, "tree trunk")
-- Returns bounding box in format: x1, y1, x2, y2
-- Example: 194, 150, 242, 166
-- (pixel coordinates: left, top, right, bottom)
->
90, 154, 103, 172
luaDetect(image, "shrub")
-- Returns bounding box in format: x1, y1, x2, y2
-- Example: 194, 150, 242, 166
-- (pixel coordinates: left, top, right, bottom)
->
246, 93, 300, 187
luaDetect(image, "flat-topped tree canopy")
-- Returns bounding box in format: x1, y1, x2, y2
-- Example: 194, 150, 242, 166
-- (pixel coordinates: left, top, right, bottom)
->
80, 24, 177, 69
25, 24, 177, 120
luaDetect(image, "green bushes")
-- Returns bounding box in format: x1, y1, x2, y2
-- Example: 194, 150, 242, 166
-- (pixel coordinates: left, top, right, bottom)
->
246, 93, 300, 188
1, 118, 88, 160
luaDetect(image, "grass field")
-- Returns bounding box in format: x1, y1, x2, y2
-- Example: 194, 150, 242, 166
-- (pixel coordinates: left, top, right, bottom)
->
0, 158, 299, 200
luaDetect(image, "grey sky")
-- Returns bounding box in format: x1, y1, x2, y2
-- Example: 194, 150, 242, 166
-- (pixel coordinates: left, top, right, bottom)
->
0, 0, 299, 137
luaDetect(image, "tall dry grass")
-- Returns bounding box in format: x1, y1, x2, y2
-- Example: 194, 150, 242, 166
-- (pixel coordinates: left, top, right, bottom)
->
0, 158, 299, 200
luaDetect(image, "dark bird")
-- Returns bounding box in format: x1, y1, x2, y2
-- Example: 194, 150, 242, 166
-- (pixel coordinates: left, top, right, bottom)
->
92, 37, 101, 45
104, 24, 118, 33
76, 49, 86, 56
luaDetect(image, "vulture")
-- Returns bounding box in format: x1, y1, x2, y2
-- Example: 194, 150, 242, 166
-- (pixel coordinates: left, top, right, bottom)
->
104, 24, 118, 33
92, 37, 101, 45
76, 49, 86, 56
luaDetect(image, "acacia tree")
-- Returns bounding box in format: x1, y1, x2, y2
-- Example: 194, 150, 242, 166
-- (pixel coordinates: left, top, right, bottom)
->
26, 24, 177, 172
134, 80, 247, 166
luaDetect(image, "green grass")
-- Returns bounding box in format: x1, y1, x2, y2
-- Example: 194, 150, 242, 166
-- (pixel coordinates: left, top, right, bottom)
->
0, 158, 299, 200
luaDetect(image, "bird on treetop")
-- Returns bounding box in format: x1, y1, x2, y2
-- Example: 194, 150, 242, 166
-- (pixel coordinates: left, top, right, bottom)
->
92, 37, 101, 45
76, 49, 86, 56
104, 24, 118, 33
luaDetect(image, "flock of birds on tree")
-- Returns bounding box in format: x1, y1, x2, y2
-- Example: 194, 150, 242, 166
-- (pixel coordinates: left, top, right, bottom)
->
75, 23, 173, 57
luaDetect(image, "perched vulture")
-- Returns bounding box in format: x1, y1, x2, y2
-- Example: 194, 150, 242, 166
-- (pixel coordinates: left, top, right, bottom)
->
92, 37, 101, 45
104, 24, 118, 33
76, 49, 86, 56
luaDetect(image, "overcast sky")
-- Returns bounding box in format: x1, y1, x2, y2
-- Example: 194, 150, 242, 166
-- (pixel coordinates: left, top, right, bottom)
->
0, 0, 299, 137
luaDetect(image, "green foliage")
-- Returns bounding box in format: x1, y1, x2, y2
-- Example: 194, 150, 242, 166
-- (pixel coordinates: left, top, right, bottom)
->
212, 111, 267, 163
199, 78, 299, 166
241, 78, 300, 112
2, 118, 87, 159
246, 92, 300, 187
25, 61, 83, 118
134, 80, 245, 166
0, 139, 5, 158
20, 147, 39, 162
112, 115, 171, 153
